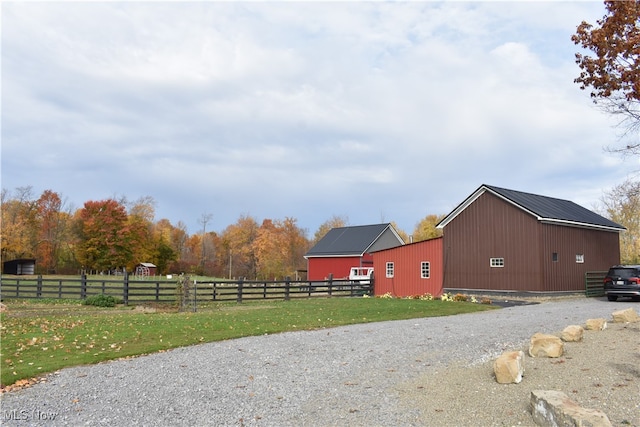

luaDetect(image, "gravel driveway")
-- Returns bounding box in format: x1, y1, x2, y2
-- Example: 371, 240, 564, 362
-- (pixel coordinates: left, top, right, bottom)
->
0, 297, 630, 426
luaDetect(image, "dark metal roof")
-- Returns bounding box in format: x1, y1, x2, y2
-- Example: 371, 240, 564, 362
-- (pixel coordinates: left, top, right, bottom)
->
305, 223, 395, 257
438, 184, 625, 232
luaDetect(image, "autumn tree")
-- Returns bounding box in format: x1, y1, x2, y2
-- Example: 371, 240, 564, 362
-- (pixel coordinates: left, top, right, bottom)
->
74, 199, 133, 272
312, 215, 349, 244
126, 196, 156, 268
412, 214, 445, 242
253, 217, 309, 280
0, 186, 38, 261
572, 1, 640, 155
600, 179, 640, 263
34, 190, 71, 273
219, 215, 259, 279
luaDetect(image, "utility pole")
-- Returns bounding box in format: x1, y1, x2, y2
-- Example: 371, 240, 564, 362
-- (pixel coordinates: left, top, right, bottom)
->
198, 212, 213, 274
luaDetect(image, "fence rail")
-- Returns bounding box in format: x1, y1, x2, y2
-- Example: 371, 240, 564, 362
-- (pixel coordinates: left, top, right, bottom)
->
0, 274, 373, 304
585, 271, 607, 297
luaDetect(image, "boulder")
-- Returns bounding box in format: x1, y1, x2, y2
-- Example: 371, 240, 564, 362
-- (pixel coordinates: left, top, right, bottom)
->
561, 325, 584, 342
530, 390, 612, 427
493, 350, 525, 384
585, 318, 607, 331
529, 333, 564, 358
611, 308, 640, 323
0, 303, 6, 313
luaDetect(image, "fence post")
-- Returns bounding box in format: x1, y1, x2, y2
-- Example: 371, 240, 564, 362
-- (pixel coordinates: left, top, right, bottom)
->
81, 274, 87, 300
328, 273, 333, 297
212, 282, 217, 301
155, 280, 160, 302
123, 272, 129, 305
58, 279, 62, 299
237, 277, 244, 303
37, 275, 43, 298
193, 280, 197, 312
285, 276, 291, 301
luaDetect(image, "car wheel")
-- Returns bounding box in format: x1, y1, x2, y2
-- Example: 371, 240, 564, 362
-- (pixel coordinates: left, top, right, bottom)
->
607, 295, 618, 302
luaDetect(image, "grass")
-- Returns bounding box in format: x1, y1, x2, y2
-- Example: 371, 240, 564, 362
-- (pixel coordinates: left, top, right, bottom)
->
0, 297, 496, 387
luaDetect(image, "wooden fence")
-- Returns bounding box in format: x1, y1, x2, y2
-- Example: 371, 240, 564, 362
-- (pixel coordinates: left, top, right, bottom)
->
585, 271, 607, 297
0, 274, 373, 304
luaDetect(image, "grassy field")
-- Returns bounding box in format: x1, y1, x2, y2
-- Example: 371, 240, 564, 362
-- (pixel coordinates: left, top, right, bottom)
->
0, 297, 495, 387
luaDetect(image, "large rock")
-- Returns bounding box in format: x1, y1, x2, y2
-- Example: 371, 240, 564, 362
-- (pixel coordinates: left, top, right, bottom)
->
529, 333, 564, 358
530, 390, 612, 427
611, 308, 640, 323
0, 303, 6, 313
494, 350, 525, 384
561, 325, 584, 342
585, 318, 607, 331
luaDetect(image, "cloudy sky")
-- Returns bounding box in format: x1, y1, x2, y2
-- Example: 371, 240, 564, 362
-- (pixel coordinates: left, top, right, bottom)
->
2, 1, 637, 236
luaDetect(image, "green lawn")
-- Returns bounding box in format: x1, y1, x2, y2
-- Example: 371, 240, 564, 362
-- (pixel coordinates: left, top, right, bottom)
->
0, 297, 496, 387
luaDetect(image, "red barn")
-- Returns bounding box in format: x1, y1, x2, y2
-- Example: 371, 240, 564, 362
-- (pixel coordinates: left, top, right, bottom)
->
372, 237, 443, 297
437, 184, 624, 293
304, 223, 404, 281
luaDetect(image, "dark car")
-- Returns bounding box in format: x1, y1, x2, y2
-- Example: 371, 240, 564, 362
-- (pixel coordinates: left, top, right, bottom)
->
604, 265, 640, 301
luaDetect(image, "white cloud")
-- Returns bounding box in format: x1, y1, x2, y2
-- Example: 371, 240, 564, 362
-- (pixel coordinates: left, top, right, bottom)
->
1, 1, 633, 235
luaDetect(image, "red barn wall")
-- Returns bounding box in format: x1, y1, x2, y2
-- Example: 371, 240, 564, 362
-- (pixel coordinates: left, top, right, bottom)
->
373, 238, 443, 297
307, 255, 373, 281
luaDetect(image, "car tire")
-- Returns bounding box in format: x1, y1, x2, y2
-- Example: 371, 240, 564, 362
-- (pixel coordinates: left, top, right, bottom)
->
607, 295, 618, 302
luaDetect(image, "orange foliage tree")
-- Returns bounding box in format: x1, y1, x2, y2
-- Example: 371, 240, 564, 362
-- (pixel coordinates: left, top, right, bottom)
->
74, 199, 133, 272
572, 0, 640, 154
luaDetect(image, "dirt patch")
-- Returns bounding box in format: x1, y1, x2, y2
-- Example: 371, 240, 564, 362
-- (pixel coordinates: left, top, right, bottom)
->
396, 321, 640, 426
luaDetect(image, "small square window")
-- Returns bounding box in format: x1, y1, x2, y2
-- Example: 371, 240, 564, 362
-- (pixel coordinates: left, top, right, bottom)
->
576, 254, 584, 263
386, 262, 394, 278
552, 252, 558, 262
421, 261, 430, 279
490, 258, 504, 268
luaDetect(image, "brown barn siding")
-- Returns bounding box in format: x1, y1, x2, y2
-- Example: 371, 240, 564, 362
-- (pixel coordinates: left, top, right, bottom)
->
444, 192, 543, 291
540, 224, 620, 292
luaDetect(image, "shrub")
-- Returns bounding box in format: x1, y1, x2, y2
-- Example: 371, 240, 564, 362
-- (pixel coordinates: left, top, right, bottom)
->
83, 294, 119, 307
453, 293, 468, 302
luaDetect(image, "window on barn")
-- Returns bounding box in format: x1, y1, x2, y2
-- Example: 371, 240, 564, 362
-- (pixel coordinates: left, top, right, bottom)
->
576, 254, 584, 263
552, 252, 558, 262
386, 262, 394, 278
421, 261, 430, 279
490, 258, 504, 268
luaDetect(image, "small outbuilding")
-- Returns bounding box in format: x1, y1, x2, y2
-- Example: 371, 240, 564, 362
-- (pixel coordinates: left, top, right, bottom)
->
372, 237, 443, 297
436, 184, 625, 293
134, 262, 157, 277
3, 258, 36, 275
304, 223, 404, 281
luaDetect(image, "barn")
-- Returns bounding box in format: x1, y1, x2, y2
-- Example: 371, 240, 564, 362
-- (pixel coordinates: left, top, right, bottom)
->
3, 258, 36, 275
304, 223, 404, 281
372, 237, 443, 297
436, 184, 625, 293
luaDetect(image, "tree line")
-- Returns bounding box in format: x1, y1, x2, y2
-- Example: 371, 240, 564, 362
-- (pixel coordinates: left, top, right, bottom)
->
0, 186, 446, 279
3, 181, 637, 279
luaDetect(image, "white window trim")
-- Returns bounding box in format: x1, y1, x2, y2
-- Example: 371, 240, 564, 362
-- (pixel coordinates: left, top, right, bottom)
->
576, 254, 584, 264
386, 262, 394, 278
421, 261, 430, 279
490, 258, 504, 268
